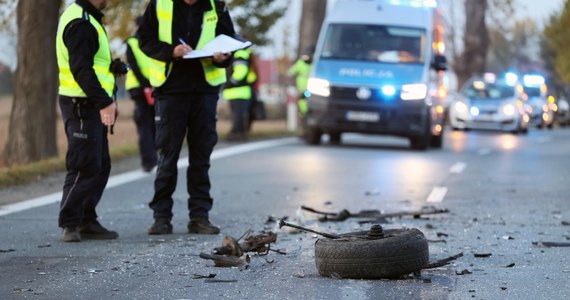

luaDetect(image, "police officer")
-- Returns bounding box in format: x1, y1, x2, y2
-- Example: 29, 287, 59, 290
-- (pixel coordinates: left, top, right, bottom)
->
138, 0, 235, 235
56, 0, 122, 242
125, 17, 157, 172
288, 48, 314, 118
223, 47, 256, 141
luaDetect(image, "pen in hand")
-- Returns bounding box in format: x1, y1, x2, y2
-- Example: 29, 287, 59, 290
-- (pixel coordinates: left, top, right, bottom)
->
175, 38, 192, 58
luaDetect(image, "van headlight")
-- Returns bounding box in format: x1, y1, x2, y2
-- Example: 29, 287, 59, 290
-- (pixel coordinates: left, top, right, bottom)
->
502, 104, 516, 116
307, 78, 330, 97
401, 84, 427, 100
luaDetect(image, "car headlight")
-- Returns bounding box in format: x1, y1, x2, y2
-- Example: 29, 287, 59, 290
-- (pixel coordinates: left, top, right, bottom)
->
502, 104, 516, 116
307, 78, 330, 97
470, 107, 480, 116
454, 101, 468, 114
401, 84, 427, 100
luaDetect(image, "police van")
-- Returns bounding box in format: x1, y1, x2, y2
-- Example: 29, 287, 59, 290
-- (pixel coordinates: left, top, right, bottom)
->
305, 0, 448, 150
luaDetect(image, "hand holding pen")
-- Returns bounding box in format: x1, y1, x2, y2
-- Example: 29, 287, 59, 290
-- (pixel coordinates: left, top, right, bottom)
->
173, 38, 192, 58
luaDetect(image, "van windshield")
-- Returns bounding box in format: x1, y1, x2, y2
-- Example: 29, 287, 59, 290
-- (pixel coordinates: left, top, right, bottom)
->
320, 24, 426, 64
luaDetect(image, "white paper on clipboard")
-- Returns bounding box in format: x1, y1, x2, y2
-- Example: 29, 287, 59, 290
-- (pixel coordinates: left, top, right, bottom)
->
183, 34, 252, 59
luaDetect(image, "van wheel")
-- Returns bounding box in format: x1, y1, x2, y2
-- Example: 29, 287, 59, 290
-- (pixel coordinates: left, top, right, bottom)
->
430, 133, 443, 148
315, 228, 429, 279
410, 134, 430, 150
305, 126, 322, 145
329, 132, 341, 144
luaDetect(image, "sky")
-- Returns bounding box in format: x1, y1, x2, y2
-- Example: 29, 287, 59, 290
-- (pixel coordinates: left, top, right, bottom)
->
257, 0, 565, 59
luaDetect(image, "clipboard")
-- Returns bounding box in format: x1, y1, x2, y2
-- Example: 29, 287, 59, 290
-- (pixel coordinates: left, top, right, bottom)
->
183, 34, 252, 59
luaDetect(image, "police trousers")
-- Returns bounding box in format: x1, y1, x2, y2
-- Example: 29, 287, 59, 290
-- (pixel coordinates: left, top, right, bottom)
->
58, 96, 111, 228
149, 93, 219, 221
130, 91, 157, 170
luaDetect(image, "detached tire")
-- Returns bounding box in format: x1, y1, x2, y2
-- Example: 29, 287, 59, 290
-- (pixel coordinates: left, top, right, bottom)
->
315, 228, 428, 279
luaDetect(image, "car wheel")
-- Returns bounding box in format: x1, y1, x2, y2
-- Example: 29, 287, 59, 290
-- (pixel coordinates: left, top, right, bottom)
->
329, 132, 341, 144
305, 126, 322, 145
315, 227, 429, 279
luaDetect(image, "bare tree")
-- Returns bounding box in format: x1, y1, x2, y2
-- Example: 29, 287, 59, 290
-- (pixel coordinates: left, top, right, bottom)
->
297, 0, 327, 57
453, 0, 489, 88
2, 0, 61, 165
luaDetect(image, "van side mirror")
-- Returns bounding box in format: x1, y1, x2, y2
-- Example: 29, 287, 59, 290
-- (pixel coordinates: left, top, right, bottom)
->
432, 55, 447, 71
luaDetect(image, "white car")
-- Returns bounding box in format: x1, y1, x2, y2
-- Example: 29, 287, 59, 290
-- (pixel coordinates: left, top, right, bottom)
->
557, 97, 570, 126
449, 74, 529, 134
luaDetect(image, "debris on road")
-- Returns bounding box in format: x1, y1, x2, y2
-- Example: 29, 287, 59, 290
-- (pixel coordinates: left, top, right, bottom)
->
280, 220, 464, 279
425, 252, 464, 269
279, 219, 340, 239
473, 253, 492, 258
200, 231, 278, 268
192, 273, 216, 279
532, 241, 570, 247
504, 263, 515, 268
0, 248, 15, 253
301, 205, 449, 222
204, 278, 238, 283
199, 253, 250, 268
213, 231, 277, 256
314, 225, 430, 279
455, 269, 472, 275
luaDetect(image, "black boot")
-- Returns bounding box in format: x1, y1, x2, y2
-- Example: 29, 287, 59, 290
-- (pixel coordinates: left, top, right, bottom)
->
148, 218, 173, 235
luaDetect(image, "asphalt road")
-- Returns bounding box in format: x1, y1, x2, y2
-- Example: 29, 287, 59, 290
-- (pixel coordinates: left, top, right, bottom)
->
1, 128, 569, 299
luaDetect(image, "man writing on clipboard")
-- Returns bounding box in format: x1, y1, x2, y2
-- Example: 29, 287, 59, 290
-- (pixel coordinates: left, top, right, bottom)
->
138, 0, 236, 235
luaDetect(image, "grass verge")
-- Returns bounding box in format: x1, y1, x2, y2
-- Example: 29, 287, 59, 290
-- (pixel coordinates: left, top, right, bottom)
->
0, 127, 296, 189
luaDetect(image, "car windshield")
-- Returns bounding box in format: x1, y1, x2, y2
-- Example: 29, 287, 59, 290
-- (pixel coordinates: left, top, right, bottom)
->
464, 80, 515, 100
320, 24, 426, 64
524, 86, 541, 97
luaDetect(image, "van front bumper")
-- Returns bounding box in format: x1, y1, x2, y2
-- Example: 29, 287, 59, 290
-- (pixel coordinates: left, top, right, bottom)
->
306, 94, 435, 138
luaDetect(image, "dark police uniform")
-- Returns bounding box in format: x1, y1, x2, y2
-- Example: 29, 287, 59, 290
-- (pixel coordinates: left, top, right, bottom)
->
125, 35, 158, 172
138, 0, 236, 234
56, 0, 118, 241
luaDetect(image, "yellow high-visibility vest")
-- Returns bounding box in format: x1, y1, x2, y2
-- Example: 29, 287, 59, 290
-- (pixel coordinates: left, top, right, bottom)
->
149, 0, 226, 87
125, 36, 151, 90
56, 3, 115, 97
223, 48, 254, 100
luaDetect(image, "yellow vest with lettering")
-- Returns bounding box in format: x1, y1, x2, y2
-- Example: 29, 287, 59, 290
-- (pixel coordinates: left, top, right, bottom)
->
149, 0, 226, 87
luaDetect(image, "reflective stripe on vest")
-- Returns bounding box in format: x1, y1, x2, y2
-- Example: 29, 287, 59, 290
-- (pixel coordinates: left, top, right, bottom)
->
56, 3, 115, 97
223, 85, 252, 100
150, 0, 226, 87
223, 49, 252, 100
125, 37, 151, 90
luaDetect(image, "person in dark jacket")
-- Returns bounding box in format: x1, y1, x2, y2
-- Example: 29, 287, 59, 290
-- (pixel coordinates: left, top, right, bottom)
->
55, 0, 122, 242
125, 17, 157, 172
138, 0, 235, 235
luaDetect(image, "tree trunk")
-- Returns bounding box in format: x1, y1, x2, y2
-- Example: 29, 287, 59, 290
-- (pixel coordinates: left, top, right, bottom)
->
297, 0, 327, 57
2, 0, 61, 165
454, 0, 489, 88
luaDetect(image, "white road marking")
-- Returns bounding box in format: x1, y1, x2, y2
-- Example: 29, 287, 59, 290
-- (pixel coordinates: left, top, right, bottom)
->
426, 186, 448, 203
450, 162, 467, 174
0, 138, 297, 217
478, 148, 491, 156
